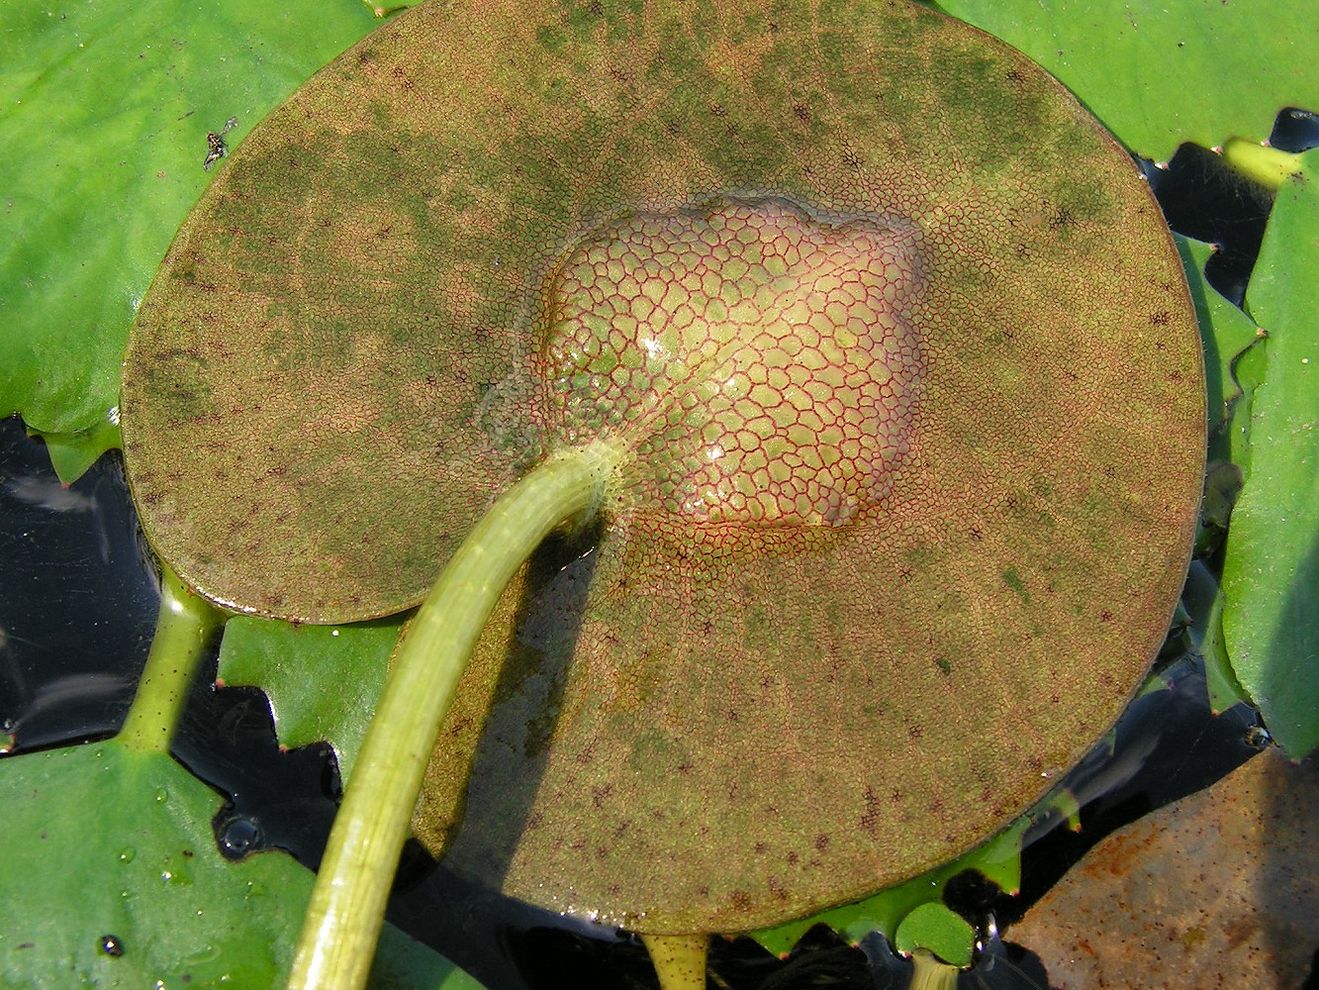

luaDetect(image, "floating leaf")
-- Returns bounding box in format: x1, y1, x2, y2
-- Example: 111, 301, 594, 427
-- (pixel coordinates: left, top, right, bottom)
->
751, 815, 1029, 957
0, 0, 386, 434
0, 740, 481, 989
31, 414, 122, 486
1222, 150, 1319, 758
119, 0, 1204, 934
1181, 560, 1251, 714
218, 614, 405, 784
933, 0, 1319, 160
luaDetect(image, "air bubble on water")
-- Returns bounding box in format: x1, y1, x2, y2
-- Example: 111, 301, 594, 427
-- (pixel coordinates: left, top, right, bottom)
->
217, 814, 263, 860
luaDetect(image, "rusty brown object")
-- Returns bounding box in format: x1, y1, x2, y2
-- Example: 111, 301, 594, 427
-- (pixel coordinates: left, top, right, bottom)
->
1011, 751, 1319, 989
120, 0, 1204, 933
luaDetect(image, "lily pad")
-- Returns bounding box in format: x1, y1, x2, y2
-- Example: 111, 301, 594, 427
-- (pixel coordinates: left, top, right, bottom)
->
0, 739, 480, 989
1222, 150, 1319, 759
933, 0, 1319, 160
120, 0, 1203, 935
0, 0, 385, 435
1174, 235, 1259, 429
217, 614, 405, 784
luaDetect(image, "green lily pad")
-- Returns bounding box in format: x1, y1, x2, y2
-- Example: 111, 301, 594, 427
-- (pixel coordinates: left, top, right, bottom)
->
1222, 150, 1319, 759
119, 0, 1203, 935
1175, 235, 1259, 429
0, 739, 481, 989
0, 0, 386, 435
217, 614, 406, 784
31, 414, 123, 486
934, 0, 1319, 160
894, 903, 975, 968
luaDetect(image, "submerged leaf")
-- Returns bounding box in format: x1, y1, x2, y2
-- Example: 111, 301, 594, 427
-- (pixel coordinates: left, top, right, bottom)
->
1009, 750, 1319, 988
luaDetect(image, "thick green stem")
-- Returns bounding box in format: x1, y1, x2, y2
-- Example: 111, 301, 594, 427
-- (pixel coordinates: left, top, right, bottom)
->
909, 949, 960, 990
288, 442, 617, 990
118, 565, 223, 754
640, 934, 709, 990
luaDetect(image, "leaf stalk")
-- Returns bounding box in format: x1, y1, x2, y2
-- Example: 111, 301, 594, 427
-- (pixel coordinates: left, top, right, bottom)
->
288, 441, 618, 990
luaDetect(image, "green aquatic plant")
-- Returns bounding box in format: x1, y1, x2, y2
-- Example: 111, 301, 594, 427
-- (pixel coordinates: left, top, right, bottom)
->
116, 0, 1205, 986
2, 0, 1316, 988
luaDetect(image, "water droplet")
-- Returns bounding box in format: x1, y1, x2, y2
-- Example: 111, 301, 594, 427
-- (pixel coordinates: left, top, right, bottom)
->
117, 847, 136, 864
99, 934, 125, 957
216, 814, 263, 860
154, 787, 168, 803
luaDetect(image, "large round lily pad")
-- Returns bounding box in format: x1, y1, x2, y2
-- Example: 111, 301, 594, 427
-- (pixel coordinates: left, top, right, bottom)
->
120, 0, 1204, 935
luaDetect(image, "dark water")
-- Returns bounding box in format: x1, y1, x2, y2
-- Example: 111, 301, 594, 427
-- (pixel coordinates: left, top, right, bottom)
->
1, 107, 1315, 989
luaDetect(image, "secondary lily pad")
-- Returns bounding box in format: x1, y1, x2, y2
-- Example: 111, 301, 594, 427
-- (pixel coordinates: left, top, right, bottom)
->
1222, 150, 1319, 759
120, 0, 1203, 935
217, 614, 405, 784
0, 0, 386, 435
1174, 235, 1259, 429
0, 739, 480, 989
933, 0, 1319, 160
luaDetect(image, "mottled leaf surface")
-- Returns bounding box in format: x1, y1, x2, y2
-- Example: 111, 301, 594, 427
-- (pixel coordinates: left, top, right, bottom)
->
751, 815, 1027, 956
120, 0, 1203, 933
1010, 751, 1318, 988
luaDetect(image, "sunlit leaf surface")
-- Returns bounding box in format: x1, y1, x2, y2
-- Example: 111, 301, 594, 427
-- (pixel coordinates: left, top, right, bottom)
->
0, 0, 384, 434
218, 614, 405, 784
934, 0, 1319, 160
